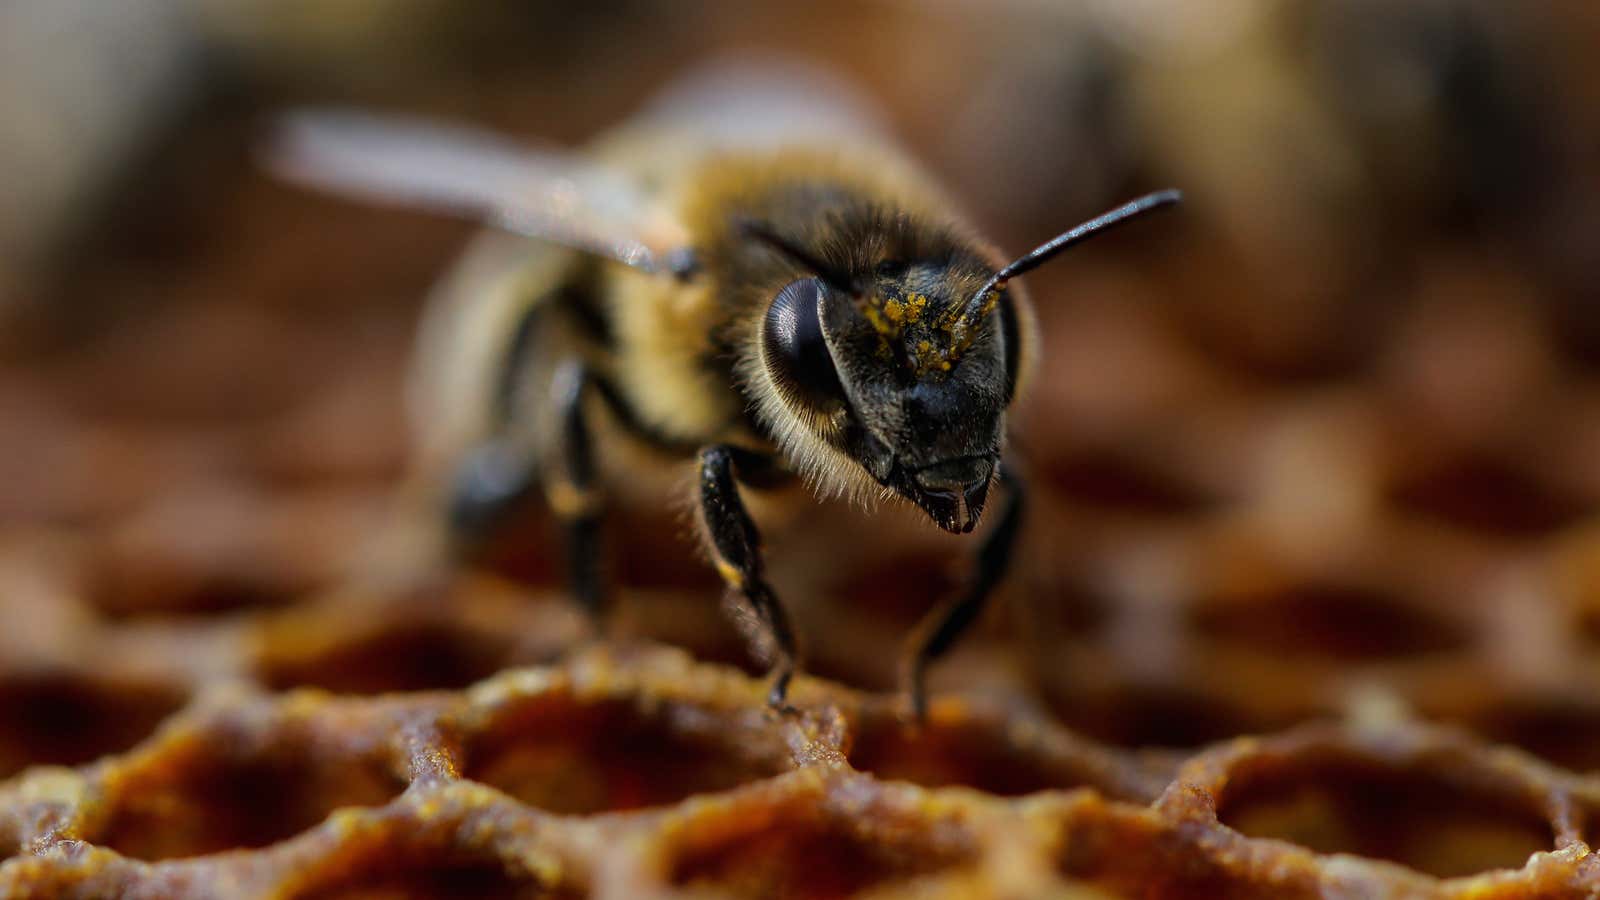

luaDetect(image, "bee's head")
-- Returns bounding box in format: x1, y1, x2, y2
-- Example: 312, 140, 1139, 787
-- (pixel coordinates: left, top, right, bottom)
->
745, 219, 1016, 533
756, 262, 1009, 533
744, 189, 1179, 534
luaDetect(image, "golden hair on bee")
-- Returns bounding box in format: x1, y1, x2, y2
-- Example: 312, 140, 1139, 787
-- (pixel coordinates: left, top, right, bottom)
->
264, 61, 1180, 721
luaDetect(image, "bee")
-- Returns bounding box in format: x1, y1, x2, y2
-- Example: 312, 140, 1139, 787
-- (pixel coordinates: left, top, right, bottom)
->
268, 64, 1179, 720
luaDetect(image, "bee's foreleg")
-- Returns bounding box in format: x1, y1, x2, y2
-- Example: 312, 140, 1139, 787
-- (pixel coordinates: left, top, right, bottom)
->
696, 444, 800, 712
900, 464, 1027, 723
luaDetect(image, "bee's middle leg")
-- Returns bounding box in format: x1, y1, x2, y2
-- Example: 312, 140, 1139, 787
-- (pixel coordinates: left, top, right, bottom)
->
546, 360, 607, 620
696, 444, 799, 711
446, 359, 608, 620
900, 464, 1027, 723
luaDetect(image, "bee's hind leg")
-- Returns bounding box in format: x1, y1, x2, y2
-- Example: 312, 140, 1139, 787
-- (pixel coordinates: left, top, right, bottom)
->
900, 463, 1027, 724
696, 444, 800, 712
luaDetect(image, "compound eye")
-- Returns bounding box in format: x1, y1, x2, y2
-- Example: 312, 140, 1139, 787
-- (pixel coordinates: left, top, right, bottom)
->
763, 277, 846, 409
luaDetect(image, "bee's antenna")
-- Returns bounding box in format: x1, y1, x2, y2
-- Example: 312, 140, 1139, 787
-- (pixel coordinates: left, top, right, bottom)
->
953, 189, 1182, 335
737, 218, 858, 294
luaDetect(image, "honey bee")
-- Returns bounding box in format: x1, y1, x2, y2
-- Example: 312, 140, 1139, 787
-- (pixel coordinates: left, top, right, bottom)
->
268, 64, 1179, 719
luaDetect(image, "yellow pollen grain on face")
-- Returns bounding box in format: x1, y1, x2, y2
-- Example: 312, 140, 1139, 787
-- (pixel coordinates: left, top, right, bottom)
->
883, 299, 905, 324
863, 304, 891, 336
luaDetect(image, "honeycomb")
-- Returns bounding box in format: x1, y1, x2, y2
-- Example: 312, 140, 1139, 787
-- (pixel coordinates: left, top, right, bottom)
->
6, 2, 1600, 897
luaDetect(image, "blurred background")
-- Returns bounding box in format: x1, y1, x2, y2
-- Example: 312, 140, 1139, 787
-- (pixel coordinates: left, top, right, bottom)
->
4, 0, 1600, 786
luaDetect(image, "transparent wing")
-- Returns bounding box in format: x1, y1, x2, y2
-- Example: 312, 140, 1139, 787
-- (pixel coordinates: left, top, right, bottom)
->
264, 108, 688, 274
626, 56, 891, 150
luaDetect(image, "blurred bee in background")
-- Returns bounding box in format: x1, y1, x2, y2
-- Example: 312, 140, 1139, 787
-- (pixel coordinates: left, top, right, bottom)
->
268, 62, 1179, 720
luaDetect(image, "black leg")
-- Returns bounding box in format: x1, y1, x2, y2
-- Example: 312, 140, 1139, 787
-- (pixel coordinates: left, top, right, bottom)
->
696, 444, 800, 711
901, 464, 1027, 723
445, 359, 609, 621
547, 361, 607, 620
445, 296, 549, 545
